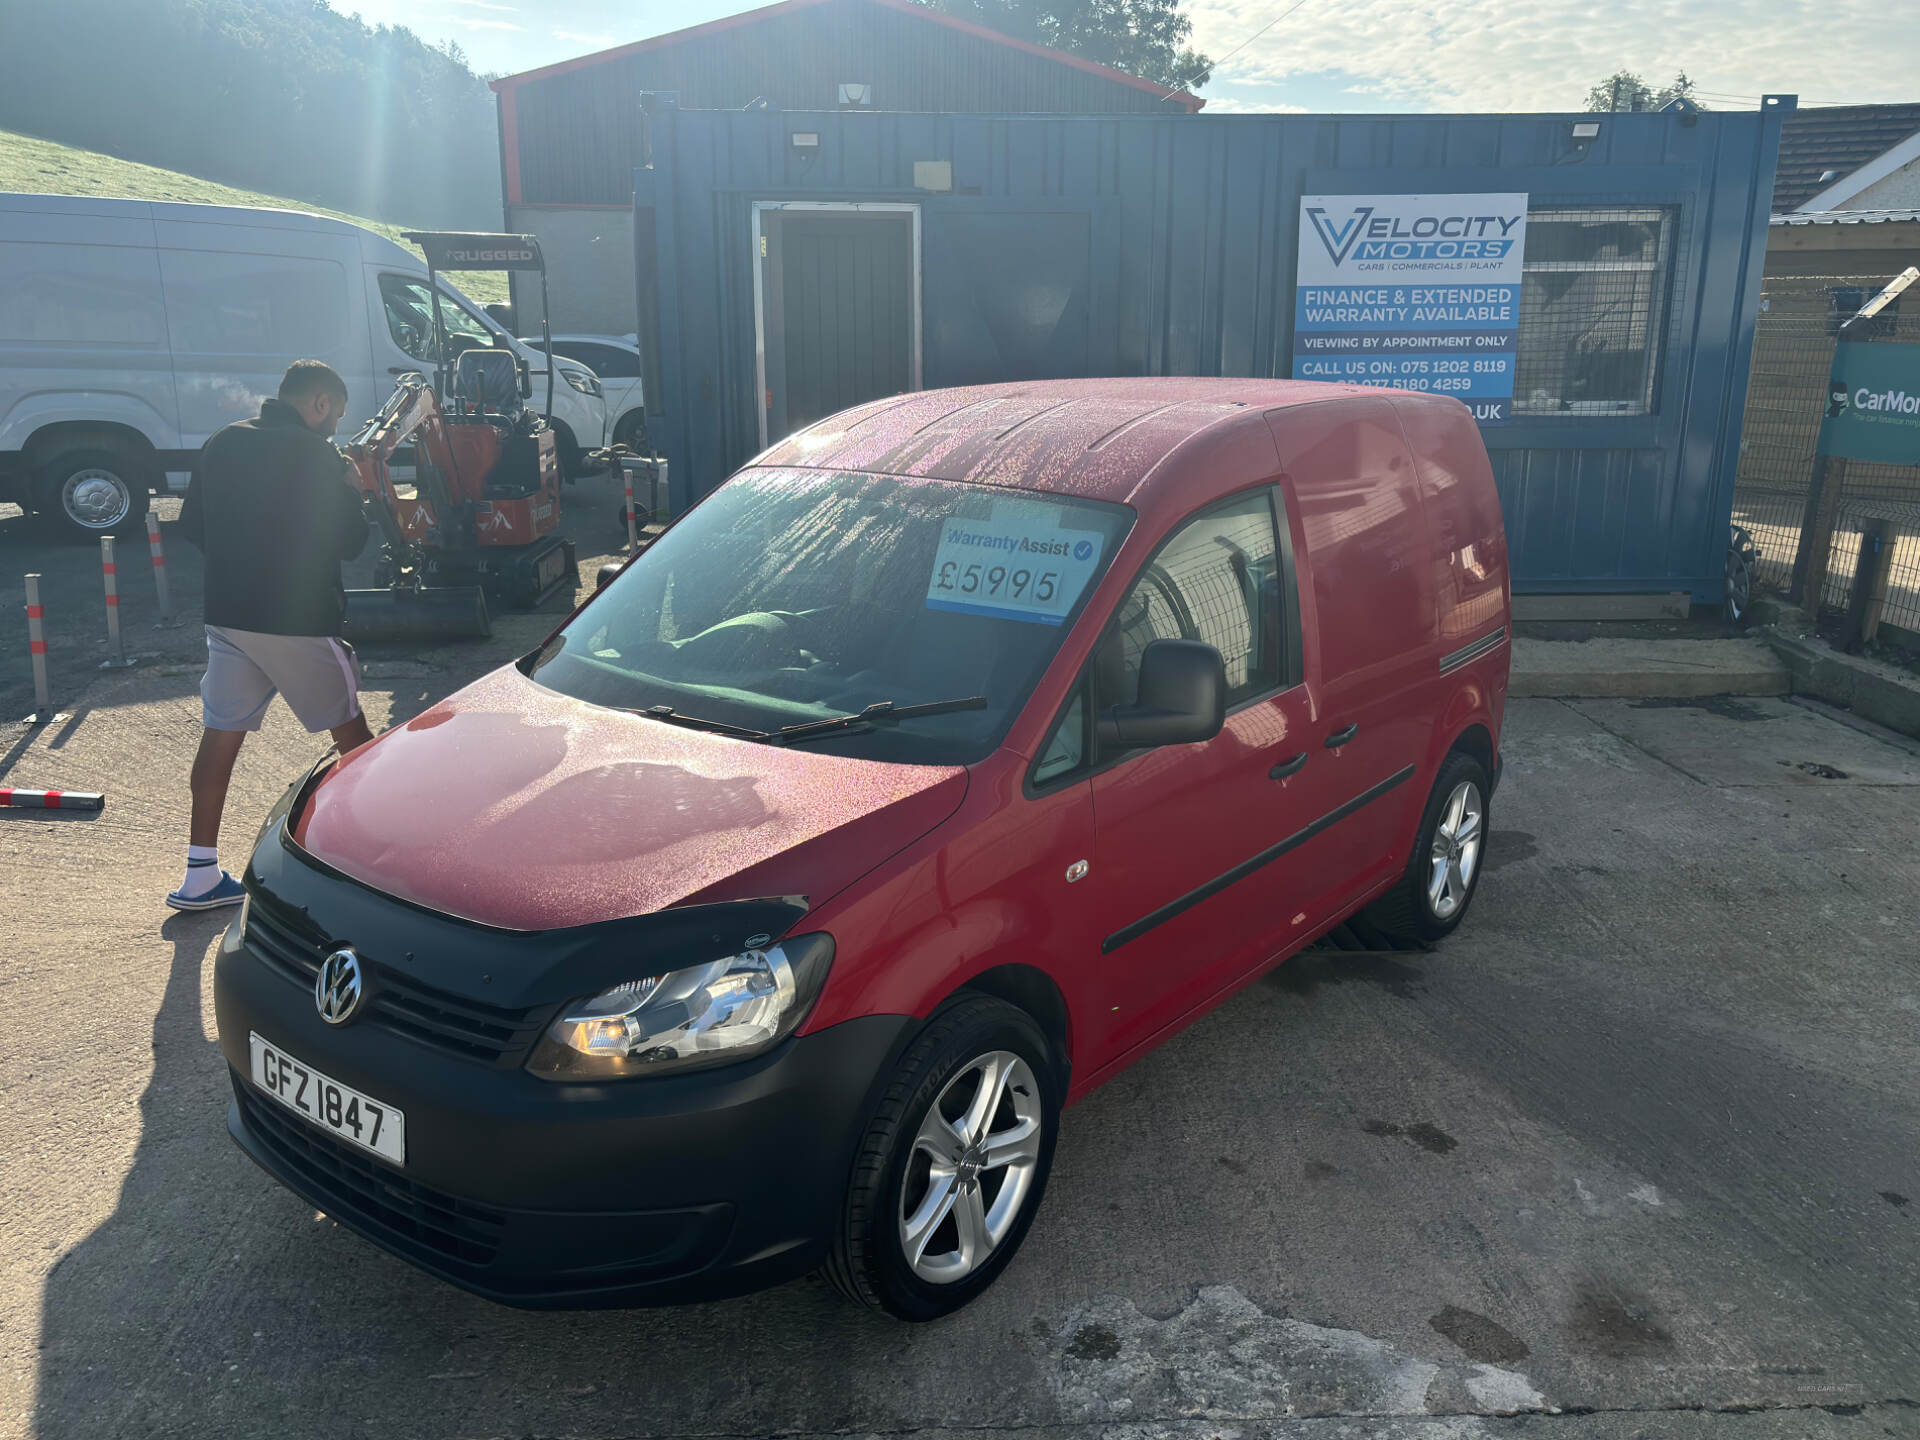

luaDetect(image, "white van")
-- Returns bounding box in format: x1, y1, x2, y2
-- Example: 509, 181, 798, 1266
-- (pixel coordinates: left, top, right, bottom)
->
0, 194, 608, 539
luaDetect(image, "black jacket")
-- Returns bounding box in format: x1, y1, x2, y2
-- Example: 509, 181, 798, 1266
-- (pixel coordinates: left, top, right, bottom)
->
180, 400, 369, 636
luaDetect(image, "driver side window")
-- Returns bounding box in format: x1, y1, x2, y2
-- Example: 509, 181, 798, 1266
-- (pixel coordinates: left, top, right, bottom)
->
1112, 489, 1282, 708
1030, 487, 1288, 792
378, 274, 495, 363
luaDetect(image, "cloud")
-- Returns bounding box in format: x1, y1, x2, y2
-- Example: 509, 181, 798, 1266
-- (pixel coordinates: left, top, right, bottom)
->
1186, 0, 1914, 111
553, 29, 618, 47
1199, 95, 1309, 113
460, 16, 521, 29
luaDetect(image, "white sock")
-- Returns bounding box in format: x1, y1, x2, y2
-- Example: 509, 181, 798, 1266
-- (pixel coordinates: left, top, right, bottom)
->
178, 845, 221, 898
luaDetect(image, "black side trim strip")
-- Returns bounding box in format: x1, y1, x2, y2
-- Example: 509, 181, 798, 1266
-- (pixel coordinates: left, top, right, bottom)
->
1101, 763, 1417, 954
1438, 626, 1507, 675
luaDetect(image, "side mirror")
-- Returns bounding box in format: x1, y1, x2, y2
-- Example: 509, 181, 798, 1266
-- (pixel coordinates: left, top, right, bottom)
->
1098, 638, 1226, 750
596, 561, 622, 591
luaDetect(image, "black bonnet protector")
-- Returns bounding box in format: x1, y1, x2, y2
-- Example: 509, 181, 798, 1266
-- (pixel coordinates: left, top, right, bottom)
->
245, 760, 810, 1013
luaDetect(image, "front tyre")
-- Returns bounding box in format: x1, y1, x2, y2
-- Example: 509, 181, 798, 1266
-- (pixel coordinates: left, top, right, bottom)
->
828, 995, 1059, 1320
1358, 751, 1491, 945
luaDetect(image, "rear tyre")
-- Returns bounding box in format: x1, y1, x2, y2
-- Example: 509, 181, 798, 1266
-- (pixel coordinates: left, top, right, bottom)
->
35, 446, 152, 542
1356, 751, 1491, 946
826, 995, 1059, 1321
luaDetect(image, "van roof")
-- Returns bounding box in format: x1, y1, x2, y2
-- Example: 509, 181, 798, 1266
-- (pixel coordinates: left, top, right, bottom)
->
0, 192, 419, 268
755, 377, 1430, 507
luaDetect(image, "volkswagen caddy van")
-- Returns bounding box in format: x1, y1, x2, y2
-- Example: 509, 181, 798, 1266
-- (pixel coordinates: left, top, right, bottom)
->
215, 378, 1510, 1321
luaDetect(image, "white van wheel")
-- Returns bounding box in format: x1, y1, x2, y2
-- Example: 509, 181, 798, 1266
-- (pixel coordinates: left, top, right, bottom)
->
36, 448, 151, 542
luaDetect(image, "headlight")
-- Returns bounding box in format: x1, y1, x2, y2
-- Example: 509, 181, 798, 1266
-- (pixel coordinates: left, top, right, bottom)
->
526, 933, 834, 1080
561, 367, 601, 396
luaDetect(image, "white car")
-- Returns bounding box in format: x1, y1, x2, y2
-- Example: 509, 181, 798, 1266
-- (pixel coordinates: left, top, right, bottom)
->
522, 334, 647, 453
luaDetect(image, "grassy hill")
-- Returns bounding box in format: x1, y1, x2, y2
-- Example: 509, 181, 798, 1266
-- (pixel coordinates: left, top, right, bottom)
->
0, 128, 507, 306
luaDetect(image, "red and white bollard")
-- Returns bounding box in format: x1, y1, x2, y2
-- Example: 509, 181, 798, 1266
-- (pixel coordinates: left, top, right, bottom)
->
0, 787, 105, 810
24, 573, 52, 722
100, 536, 133, 668
144, 511, 176, 625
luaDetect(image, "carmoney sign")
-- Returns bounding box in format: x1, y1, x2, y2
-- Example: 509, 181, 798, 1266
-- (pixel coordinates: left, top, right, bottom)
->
1292, 193, 1529, 423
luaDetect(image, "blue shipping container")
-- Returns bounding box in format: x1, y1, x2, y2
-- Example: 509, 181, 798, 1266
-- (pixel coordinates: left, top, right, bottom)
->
636, 98, 1791, 602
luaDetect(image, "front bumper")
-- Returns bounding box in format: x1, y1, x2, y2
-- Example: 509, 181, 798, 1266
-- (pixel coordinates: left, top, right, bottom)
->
214, 836, 912, 1308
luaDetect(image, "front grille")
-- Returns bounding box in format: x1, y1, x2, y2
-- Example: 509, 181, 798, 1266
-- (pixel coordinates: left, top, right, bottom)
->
246, 900, 549, 1064
236, 1078, 506, 1267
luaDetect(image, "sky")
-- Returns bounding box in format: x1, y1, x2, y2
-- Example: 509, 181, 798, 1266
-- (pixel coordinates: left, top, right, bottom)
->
343, 0, 1916, 114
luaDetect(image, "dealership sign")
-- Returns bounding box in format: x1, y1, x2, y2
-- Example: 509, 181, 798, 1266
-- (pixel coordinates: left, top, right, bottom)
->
1818, 342, 1920, 465
1292, 193, 1528, 423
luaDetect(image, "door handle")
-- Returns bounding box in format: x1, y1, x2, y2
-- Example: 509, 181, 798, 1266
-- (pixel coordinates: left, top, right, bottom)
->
1269, 752, 1308, 780
1324, 723, 1359, 748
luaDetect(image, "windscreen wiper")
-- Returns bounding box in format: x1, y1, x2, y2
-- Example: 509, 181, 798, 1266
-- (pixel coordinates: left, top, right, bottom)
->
773, 696, 988, 746
625, 705, 773, 741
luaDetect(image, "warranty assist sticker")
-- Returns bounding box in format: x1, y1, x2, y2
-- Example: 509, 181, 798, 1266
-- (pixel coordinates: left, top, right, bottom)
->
925, 513, 1106, 625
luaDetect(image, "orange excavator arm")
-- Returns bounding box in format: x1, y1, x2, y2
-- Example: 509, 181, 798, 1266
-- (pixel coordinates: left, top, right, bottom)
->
343, 373, 470, 549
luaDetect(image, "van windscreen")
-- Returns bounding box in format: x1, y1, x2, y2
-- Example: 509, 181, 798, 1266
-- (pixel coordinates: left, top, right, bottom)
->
529, 469, 1133, 764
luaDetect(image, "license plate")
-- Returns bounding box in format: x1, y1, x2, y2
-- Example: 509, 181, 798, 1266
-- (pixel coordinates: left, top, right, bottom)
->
249, 1033, 406, 1166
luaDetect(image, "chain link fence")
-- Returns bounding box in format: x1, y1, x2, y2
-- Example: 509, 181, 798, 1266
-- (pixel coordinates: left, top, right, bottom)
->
1732, 273, 1920, 644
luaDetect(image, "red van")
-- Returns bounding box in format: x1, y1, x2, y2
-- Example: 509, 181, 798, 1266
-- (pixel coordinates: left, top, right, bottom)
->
215, 378, 1509, 1320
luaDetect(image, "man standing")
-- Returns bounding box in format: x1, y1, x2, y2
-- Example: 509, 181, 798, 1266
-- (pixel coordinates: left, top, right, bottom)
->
167, 361, 373, 910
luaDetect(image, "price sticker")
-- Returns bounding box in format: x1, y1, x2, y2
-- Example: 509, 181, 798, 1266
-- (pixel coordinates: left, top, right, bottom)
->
925, 513, 1106, 625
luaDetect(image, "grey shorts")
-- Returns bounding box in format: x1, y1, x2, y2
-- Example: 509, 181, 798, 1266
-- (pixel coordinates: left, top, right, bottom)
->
201, 626, 362, 734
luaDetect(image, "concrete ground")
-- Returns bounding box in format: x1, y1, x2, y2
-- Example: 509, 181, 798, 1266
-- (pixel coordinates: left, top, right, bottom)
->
4, 502, 1920, 1438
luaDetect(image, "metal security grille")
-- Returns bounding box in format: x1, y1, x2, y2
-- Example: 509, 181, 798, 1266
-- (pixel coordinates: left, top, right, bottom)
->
1514, 208, 1675, 416
1731, 274, 1920, 641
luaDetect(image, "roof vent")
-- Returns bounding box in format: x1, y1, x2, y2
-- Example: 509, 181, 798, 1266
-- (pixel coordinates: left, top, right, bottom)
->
1818, 169, 1841, 184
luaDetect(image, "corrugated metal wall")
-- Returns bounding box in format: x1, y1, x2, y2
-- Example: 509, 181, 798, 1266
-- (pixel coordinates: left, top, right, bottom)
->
638, 102, 1789, 600
509, 0, 1181, 207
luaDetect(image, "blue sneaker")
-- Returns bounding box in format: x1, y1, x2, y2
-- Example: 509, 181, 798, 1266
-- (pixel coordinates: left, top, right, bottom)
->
167, 871, 246, 912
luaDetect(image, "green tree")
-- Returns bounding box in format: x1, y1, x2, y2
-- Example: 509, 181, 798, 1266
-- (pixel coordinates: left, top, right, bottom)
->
927, 0, 1213, 92
1583, 71, 1706, 113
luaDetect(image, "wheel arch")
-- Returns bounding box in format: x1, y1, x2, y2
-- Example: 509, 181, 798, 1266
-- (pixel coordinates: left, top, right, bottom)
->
1428, 674, 1500, 787
942, 963, 1073, 1095
24, 421, 163, 474
1449, 720, 1495, 777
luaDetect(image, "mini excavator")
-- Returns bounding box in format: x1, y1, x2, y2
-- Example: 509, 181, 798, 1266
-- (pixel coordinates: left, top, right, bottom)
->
340, 233, 578, 643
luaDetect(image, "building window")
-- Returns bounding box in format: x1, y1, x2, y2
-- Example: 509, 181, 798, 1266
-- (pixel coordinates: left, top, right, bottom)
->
1514, 208, 1675, 416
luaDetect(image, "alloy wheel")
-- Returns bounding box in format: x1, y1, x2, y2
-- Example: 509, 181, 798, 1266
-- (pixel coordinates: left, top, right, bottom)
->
1426, 779, 1484, 920
898, 1050, 1043, 1284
